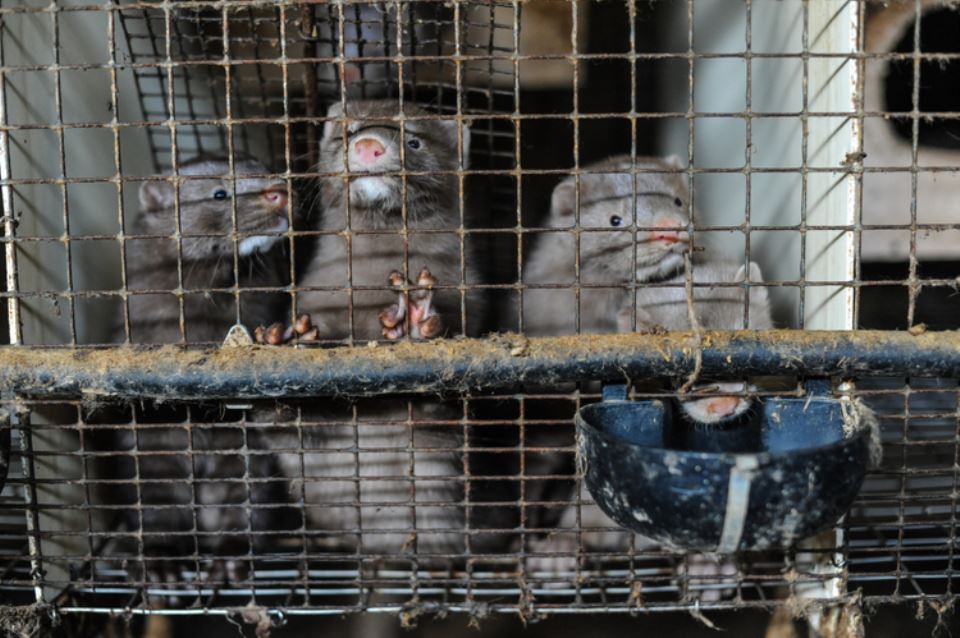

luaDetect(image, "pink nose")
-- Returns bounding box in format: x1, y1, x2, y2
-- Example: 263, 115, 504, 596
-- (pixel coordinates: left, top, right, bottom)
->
261, 187, 287, 210
706, 396, 742, 417
650, 217, 688, 244
354, 137, 386, 165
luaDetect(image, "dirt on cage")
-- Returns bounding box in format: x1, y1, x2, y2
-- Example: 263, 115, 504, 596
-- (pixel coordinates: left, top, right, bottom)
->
0, 0, 958, 636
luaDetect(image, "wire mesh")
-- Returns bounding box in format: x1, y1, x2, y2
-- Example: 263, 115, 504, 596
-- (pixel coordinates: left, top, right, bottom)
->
0, 0, 957, 632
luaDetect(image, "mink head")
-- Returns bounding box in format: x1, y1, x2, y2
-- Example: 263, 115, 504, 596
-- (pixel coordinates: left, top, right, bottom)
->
317, 100, 470, 224
137, 158, 290, 261
547, 155, 691, 283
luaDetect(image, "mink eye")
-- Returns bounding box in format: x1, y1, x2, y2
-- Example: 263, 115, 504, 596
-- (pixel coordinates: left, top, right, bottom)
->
609, 215, 623, 227
406, 138, 422, 150
674, 197, 683, 207
213, 189, 229, 201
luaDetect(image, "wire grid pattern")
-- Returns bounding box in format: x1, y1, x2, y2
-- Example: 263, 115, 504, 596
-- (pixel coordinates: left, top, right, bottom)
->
0, 0, 955, 624
0, 383, 957, 618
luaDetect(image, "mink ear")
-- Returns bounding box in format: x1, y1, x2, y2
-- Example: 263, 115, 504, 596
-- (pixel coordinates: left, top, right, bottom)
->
436, 119, 471, 169
321, 102, 345, 143
139, 180, 173, 212
736, 261, 764, 283
548, 178, 578, 228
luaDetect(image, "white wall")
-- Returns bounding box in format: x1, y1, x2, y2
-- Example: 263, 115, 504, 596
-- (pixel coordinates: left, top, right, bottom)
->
660, 0, 857, 329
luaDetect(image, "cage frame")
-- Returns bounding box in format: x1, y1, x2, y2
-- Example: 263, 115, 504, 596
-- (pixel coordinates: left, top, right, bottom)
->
0, 0, 957, 632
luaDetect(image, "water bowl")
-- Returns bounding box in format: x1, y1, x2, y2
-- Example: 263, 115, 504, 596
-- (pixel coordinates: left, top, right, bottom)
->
577, 384, 872, 552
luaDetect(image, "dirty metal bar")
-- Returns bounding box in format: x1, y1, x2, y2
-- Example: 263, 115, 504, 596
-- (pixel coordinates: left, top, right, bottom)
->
0, 330, 955, 400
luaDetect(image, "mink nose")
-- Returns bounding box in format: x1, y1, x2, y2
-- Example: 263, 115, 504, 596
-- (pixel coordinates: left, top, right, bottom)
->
354, 137, 386, 165
650, 217, 689, 244
705, 396, 743, 417
261, 187, 287, 211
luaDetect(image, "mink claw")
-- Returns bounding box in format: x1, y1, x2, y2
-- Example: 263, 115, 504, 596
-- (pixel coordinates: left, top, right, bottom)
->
379, 303, 405, 329
410, 266, 444, 339
387, 269, 406, 288
264, 322, 286, 345
381, 325, 405, 340
256, 314, 320, 345
380, 270, 409, 340
616, 305, 664, 335
417, 314, 444, 339
416, 265, 437, 288
294, 313, 313, 336
380, 302, 406, 340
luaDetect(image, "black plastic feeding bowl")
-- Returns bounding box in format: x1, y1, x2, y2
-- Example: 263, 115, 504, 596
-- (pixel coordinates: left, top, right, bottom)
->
577, 387, 871, 553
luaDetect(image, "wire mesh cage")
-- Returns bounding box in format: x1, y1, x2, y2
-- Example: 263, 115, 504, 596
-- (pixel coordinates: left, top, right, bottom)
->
0, 0, 959, 635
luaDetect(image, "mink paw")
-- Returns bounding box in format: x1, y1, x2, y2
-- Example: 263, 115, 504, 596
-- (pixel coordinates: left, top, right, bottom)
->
379, 266, 445, 340
615, 305, 663, 334
254, 314, 319, 345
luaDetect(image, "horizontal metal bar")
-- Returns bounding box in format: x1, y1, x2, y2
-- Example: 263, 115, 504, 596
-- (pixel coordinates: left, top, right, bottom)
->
5, 110, 960, 134
0, 330, 956, 400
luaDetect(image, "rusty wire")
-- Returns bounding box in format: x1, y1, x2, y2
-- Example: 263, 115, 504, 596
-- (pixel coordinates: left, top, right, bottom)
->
0, 0, 956, 627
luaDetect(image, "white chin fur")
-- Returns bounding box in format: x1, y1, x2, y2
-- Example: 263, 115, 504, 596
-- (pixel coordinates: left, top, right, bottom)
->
239, 218, 288, 256
350, 176, 394, 203
239, 235, 281, 256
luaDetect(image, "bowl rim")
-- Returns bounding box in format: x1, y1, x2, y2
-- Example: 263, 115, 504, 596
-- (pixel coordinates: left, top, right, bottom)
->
576, 396, 872, 463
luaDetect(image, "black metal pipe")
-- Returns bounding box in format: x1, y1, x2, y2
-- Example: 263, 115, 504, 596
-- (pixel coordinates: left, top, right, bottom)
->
0, 330, 956, 400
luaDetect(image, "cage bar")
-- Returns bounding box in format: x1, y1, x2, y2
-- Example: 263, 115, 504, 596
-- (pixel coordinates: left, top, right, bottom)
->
0, 0, 955, 633
0, 329, 955, 400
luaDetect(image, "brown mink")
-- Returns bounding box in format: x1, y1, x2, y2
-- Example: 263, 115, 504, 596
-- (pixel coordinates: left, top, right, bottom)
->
105, 157, 294, 591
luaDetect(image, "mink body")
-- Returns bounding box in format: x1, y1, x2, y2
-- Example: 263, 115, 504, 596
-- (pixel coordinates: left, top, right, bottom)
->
104, 158, 294, 587
282, 101, 486, 556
